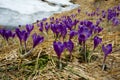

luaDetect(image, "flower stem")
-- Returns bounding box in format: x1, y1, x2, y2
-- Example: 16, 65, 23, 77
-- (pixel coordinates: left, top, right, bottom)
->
88, 49, 94, 63
21, 48, 34, 58
58, 58, 62, 70
69, 52, 72, 61
24, 41, 27, 53
83, 42, 87, 63
102, 56, 106, 71
102, 63, 106, 71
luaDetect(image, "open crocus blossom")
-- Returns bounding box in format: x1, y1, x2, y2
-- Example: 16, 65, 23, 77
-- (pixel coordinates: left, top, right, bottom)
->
64, 40, 74, 59
102, 44, 112, 70
93, 36, 102, 50
53, 41, 64, 59
78, 26, 92, 44
26, 24, 34, 33
32, 33, 44, 48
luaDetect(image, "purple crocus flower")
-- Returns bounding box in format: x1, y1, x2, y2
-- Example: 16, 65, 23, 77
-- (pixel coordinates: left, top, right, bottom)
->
53, 41, 64, 59
83, 20, 93, 28
96, 18, 102, 26
64, 40, 74, 53
93, 36, 102, 50
64, 40, 74, 59
112, 17, 120, 26
51, 23, 61, 40
32, 33, 44, 48
23, 32, 29, 42
107, 8, 117, 21
15, 28, 22, 44
69, 30, 78, 40
0, 29, 5, 38
78, 26, 92, 43
94, 26, 103, 33
102, 44, 112, 58
42, 18, 47, 21
60, 25, 67, 40
38, 22, 44, 32
26, 24, 34, 33
117, 5, 120, 11
73, 19, 79, 27
102, 10, 106, 18
4, 30, 12, 41
0, 29, 15, 41
45, 22, 50, 33
102, 44, 112, 70
15, 28, 29, 46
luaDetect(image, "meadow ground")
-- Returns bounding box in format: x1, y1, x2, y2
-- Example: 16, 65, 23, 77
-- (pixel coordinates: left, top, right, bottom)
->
0, 0, 120, 80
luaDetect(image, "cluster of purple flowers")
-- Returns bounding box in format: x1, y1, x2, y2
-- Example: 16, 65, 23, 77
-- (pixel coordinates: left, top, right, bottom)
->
0, 4, 117, 70
0, 29, 15, 42
86, 4, 120, 27
0, 24, 44, 58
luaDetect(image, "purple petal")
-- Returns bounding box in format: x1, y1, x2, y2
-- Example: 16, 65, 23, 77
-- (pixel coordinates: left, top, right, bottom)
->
69, 30, 78, 39
53, 41, 64, 59
94, 36, 102, 50
26, 24, 34, 33
102, 44, 112, 57
32, 33, 44, 48
64, 40, 74, 53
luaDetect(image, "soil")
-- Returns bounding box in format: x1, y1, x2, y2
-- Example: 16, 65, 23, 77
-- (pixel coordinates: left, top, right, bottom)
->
0, 0, 120, 80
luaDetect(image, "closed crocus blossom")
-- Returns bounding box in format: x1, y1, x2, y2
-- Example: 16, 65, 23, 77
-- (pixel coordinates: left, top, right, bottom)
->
45, 22, 50, 32
53, 41, 64, 59
102, 44, 112, 57
64, 40, 74, 53
0, 29, 14, 41
26, 24, 34, 33
16, 28, 30, 46
42, 18, 47, 21
4, 30, 12, 41
0, 29, 5, 38
64, 40, 74, 60
60, 26, 67, 39
23, 31, 29, 42
32, 33, 44, 48
102, 44, 112, 70
15, 28, 23, 43
93, 36, 102, 50
38, 22, 44, 32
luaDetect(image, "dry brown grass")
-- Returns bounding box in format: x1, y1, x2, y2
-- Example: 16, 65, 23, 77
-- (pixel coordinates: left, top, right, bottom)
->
0, 0, 120, 80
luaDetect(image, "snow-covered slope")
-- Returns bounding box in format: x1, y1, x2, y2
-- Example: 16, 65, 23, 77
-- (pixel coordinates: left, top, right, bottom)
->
0, 0, 79, 28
